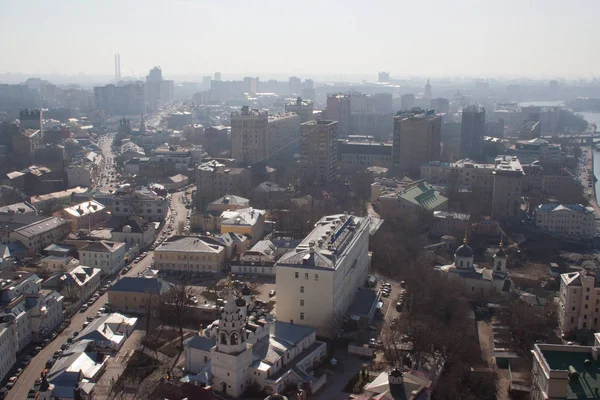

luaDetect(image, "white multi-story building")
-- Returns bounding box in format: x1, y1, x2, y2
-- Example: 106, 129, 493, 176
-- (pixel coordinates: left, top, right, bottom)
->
275, 213, 375, 337
39, 255, 80, 273
110, 216, 156, 250
76, 187, 168, 222
78, 241, 126, 275
0, 270, 64, 381
535, 204, 596, 241
558, 270, 600, 335
62, 200, 109, 231
43, 266, 102, 307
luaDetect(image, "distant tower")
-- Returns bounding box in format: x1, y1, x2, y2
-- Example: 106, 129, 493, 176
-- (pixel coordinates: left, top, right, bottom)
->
214, 72, 222, 82
424, 79, 432, 98
140, 114, 146, 135
378, 71, 390, 83
114, 54, 121, 81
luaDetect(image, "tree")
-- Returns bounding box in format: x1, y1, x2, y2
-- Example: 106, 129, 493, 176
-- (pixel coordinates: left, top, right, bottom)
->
160, 284, 195, 351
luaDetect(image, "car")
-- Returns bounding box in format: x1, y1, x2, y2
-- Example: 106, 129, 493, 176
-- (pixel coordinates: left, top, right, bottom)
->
72, 331, 79, 337
121, 268, 128, 275
268, 290, 276, 297
28, 388, 36, 397
33, 346, 42, 354
61, 343, 69, 350
80, 304, 88, 313
6, 377, 17, 390
381, 291, 390, 298
368, 338, 376, 347
0, 388, 8, 399
15, 368, 23, 376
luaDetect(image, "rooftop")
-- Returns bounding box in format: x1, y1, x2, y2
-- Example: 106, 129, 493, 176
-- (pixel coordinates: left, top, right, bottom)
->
12, 216, 69, 239
221, 208, 265, 227
79, 240, 124, 253
384, 182, 448, 211
155, 236, 224, 253
537, 204, 594, 214
108, 277, 171, 294
493, 155, 524, 175
210, 194, 249, 207
536, 344, 600, 399
63, 200, 105, 218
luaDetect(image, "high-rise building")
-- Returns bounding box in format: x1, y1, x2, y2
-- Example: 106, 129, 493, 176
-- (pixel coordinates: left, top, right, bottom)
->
300, 120, 337, 185
378, 72, 390, 83
325, 94, 351, 136
460, 105, 485, 160
93, 83, 145, 115
230, 106, 300, 165
491, 155, 524, 219
242, 77, 259, 94
145, 67, 173, 110
372, 93, 393, 114
393, 109, 442, 176
285, 97, 314, 123
400, 93, 415, 110
19, 108, 43, 131
424, 79, 432, 98
430, 98, 449, 114
214, 72, 222, 81
288, 76, 302, 94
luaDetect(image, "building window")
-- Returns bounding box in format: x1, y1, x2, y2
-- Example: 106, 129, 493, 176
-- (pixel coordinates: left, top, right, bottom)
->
300, 300, 304, 306
585, 304, 589, 309
314, 274, 319, 281
300, 286, 304, 293
300, 312, 304, 320
295, 272, 299, 279
571, 317, 575, 323
305, 273, 309, 280
586, 296, 590, 300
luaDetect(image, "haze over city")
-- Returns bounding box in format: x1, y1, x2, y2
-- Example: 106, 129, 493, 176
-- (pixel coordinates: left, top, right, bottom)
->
1, 0, 600, 80
5, 1, 600, 400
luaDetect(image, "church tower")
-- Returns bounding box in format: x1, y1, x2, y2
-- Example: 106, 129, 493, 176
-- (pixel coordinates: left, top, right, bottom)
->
455, 233, 474, 269
216, 289, 248, 353
493, 237, 507, 274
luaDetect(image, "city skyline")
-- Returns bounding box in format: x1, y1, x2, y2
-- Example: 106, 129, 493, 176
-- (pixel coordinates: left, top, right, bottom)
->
1, 0, 599, 78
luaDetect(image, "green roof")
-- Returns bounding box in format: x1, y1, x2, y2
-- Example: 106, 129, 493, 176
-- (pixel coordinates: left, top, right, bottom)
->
543, 349, 600, 399
396, 182, 448, 210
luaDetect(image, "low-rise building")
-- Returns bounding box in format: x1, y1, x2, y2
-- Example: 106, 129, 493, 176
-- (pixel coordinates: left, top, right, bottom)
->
535, 204, 596, 241
76, 187, 168, 222
0, 317, 17, 383
74, 312, 137, 351
110, 216, 156, 249
62, 200, 110, 231
78, 241, 126, 275
30, 187, 88, 214
195, 160, 252, 209
337, 139, 393, 170
42, 266, 101, 307
430, 211, 471, 237
220, 207, 266, 246
531, 343, 600, 400
9, 216, 70, 256
107, 277, 171, 315
39, 255, 80, 272
378, 181, 448, 225
154, 236, 226, 273
0, 201, 37, 214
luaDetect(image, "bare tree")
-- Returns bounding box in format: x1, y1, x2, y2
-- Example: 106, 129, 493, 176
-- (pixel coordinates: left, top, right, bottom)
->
160, 284, 195, 350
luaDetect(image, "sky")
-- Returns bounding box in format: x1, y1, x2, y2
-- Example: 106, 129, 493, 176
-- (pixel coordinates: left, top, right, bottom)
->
1, 0, 598, 80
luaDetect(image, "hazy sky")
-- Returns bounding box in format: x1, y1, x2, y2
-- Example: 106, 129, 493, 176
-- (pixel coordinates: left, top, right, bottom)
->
1, 0, 598, 79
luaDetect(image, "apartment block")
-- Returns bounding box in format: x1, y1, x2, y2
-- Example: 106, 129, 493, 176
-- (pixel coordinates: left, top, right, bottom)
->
285, 97, 314, 123
300, 120, 338, 185
325, 94, 351, 136
62, 200, 109, 231
78, 241, 126, 275
9, 217, 71, 256
491, 156, 524, 219
275, 213, 376, 337
195, 160, 251, 209
460, 105, 485, 160
77, 187, 168, 222
558, 270, 600, 335
393, 109, 441, 176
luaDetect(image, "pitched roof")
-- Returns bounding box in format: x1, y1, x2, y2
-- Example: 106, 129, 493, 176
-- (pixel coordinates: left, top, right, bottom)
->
155, 236, 223, 253
111, 216, 154, 234
183, 335, 216, 351
79, 241, 124, 253
211, 194, 249, 206
12, 217, 69, 238
537, 203, 593, 214
221, 208, 265, 227
386, 182, 448, 211
108, 277, 171, 294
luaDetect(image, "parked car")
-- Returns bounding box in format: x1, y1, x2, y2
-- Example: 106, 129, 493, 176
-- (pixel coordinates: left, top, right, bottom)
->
46, 358, 55, 368
268, 290, 276, 297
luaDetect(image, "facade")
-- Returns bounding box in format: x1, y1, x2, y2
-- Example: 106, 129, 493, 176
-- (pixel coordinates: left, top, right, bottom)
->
531, 344, 600, 400
74, 312, 137, 351
557, 270, 600, 335
111, 216, 156, 249
220, 208, 266, 246
519, 120, 541, 140
43, 266, 101, 306
325, 94, 351, 136
491, 156, 524, 219
191, 195, 250, 231
196, 160, 252, 209
285, 97, 314, 123
0, 317, 17, 383
337, 139, 392, 170
9, 216, 71, 256
13, 129, 44, 166
154, 236, 226, 273
275, 213, 375, 337
79, 187, 168, 222
430, 211, 471, 237
78, 241, 126, 275
39, 255, 80, 273
62, 200, 109, 231
435, 238, 511, 297
66, 163, 95, 188
378, 182, 448, 225
392, 109, 441, 176
505, 138, 563, 166
231, 107, 300, 165
300, 120, 337, 185
184, 290, 327, 397
460, 105, 485, 160
30, 187, 88, 214
107, 277, 171, 315
93, 82, 146, 115
535, 204, 596, 241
